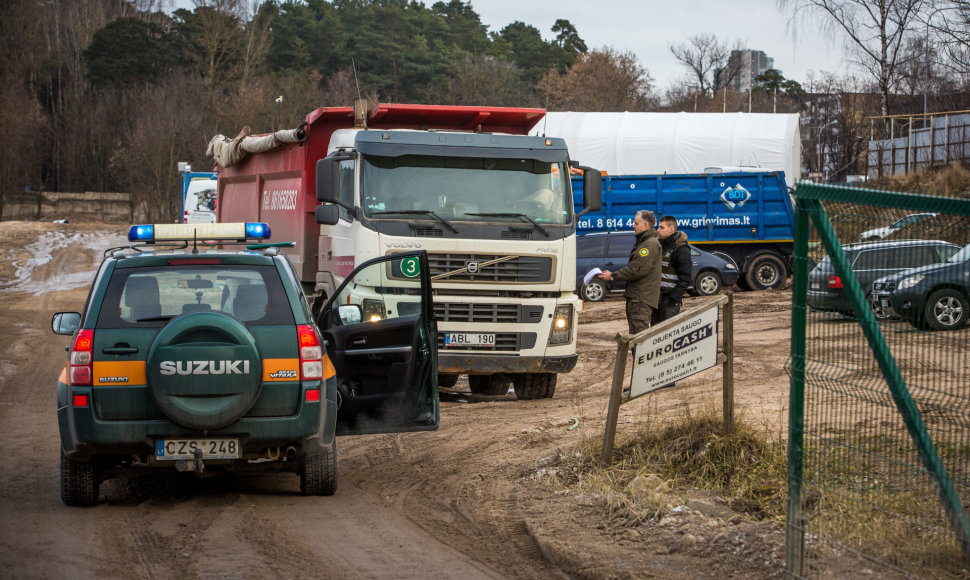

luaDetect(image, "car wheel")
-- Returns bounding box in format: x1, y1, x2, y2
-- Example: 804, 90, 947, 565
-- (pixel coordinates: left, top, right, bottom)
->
301, 440, 337, 496
924, 289, 969, 331
437, 373, 459, 388
60, 449, 98, 506
744, 254, 787, 291
693, 271, 722, 296
468, 374, 511, 396
869, 295, 892, 320
512, 373, 557, 400
581, 279, 607, 302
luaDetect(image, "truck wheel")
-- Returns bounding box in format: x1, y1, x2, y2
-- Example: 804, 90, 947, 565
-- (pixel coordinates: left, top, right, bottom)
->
693, 271, 722, 296
924, 289, 968, 331
512, 373, 557, 400
468, 375, 511, 396
744, 254, 786, 291
301, 440, 337, 496
61, 449, 98, 506
581, 279, 607, 302
438, 373, 460, 388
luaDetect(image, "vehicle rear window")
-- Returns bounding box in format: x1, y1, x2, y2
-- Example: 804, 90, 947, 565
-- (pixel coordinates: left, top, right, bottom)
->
577, 236, 607, 258
895, 245, 940, 268
608, 234, 635, 257
97, 265, 294, 328
852, 249, 894, 270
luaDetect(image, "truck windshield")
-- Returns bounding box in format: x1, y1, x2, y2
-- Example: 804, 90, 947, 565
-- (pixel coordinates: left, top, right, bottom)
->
361, 155, 571, 225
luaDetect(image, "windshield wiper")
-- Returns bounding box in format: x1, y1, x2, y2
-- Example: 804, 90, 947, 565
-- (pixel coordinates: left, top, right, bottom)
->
464, 213, 549, 237
136, 315, 175, 322
370, 210, 458, 233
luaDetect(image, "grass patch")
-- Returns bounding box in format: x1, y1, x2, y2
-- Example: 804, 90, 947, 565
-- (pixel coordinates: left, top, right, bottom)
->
539, 402, 788, 525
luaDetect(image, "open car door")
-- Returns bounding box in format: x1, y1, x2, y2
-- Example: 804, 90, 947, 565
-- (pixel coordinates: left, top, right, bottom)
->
317, 251, 439, 435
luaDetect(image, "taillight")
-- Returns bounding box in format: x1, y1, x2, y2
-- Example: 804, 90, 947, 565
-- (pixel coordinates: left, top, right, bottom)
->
828, 275, 843, 289
297, 324, 323, 380
70, 329, 94, 386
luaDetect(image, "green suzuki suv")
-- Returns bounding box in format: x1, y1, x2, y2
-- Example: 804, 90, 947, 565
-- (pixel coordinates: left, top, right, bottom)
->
52, 222, 438, 505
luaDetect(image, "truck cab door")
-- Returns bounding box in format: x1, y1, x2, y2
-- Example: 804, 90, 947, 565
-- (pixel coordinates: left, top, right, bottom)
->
317, 251, 439, 435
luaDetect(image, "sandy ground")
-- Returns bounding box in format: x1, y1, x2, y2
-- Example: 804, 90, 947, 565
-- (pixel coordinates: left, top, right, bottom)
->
0, 221, 848, 578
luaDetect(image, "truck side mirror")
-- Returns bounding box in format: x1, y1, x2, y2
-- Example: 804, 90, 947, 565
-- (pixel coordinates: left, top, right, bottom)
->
577, 166, 602, 216
316, 158, 339, 203
316, 204, 338, 225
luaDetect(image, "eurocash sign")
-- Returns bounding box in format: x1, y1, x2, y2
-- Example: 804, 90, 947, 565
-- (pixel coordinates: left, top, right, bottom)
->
630, 304, 719, 399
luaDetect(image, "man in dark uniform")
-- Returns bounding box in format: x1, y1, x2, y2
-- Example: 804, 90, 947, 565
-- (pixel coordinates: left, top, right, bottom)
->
598, 210, 662, 334
653, 215, 692, 325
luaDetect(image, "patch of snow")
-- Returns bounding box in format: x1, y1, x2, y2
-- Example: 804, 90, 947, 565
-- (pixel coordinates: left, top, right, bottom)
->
0, 230, 127, 295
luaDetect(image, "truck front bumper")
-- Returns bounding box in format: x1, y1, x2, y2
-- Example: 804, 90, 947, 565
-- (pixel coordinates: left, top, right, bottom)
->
438, 354, 578, 374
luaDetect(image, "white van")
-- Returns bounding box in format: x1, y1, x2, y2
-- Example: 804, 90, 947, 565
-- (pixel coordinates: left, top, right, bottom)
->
183, 179, 218, 224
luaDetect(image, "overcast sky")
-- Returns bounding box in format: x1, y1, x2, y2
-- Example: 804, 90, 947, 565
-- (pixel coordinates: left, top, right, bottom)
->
469, 0, 848, 90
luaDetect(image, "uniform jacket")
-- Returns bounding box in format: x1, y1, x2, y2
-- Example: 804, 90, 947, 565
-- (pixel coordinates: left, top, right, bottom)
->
660, 231, 692, 301
612, 228, 662, 308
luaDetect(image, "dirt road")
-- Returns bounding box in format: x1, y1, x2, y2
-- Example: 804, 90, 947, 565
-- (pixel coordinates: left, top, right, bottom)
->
0, 222, 796, 578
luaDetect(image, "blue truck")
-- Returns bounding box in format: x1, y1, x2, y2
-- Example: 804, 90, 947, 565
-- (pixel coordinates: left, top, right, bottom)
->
180, 171, 218, 223
572, 170, 795, 290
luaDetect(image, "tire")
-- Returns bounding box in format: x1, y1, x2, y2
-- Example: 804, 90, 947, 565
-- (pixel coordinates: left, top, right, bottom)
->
60, 450, 98, 506
512, 373, 557, 400
301, 440, 337, 496
744, 254, 787, 291
924, 289, 969, 331
438, 373, 460, 388
468, 375, 511, 396
869, 295, 892, 321
693, 271, 722, 296
581, 279, 607, 302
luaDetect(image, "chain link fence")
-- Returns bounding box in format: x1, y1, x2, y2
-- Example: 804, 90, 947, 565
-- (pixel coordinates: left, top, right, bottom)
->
787, 183, 970, 578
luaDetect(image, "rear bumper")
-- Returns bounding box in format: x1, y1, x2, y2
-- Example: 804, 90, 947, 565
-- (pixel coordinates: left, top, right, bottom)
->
438, 354, 578, 374
58, 380, 338, 461
807, 290, 849, 312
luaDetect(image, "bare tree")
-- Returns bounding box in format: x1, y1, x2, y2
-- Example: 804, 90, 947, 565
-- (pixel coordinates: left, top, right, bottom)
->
668, 33, 744, 98
537, 47, 655, 111
778, 0, 926, 116
932, 1, 970, 84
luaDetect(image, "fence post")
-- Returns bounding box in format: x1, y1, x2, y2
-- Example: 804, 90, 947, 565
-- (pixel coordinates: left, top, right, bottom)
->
722, 292, 734, 435
600, 333, 631, 466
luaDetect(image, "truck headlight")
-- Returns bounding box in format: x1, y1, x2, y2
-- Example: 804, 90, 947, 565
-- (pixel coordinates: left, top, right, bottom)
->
549, 304, 573, 345
897, 275, 924, 290
362, 299, 386, 322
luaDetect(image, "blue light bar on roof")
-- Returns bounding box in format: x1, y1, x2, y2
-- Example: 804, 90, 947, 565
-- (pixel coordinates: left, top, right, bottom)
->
127, 222, 271, 243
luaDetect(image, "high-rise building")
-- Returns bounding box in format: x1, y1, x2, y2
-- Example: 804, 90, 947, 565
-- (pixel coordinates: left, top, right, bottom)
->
729, 50, 775, 92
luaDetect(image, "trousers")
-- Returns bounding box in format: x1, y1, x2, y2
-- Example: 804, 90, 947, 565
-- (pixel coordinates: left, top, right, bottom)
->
625, 299, 655, 335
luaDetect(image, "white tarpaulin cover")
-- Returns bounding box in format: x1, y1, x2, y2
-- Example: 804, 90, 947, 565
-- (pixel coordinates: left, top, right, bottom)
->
532, 112, 801, 187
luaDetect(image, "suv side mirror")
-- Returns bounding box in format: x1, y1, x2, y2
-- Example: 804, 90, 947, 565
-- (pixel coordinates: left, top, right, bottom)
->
337, 304, 362, 325
577, 166, 602, 216
52, 312, 81, 335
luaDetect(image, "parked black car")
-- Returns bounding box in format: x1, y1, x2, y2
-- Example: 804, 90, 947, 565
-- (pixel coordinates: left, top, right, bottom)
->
871, 242, 970, 330
807, 239, 960, 318
576, 231, 739, 302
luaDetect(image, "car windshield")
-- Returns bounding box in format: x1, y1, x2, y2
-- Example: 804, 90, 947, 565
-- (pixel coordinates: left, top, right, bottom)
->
948, 243, 970, 263
361, 155, 571, 224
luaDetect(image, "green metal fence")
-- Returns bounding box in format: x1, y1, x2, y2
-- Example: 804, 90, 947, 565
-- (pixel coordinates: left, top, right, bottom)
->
787, 183, 970, 578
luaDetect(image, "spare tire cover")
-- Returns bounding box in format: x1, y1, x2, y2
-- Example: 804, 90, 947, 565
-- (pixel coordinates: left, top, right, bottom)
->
147, 312, 262, 430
